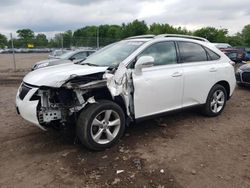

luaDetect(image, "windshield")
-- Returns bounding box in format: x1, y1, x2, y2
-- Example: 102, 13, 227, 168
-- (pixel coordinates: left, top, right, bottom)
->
81, 41, 144, 67
59, 51, 75, 59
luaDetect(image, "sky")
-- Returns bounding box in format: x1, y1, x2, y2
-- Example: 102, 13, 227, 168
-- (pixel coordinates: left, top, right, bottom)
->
0, 0, 250, 38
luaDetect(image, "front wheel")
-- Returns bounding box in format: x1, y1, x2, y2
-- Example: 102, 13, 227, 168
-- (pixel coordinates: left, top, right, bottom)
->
76, 100, 125, 150
202, 84, 227, 117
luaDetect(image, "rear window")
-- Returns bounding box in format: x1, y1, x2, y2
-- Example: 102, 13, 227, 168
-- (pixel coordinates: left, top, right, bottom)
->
205, 47, 220, 61
178, 42, 207, 63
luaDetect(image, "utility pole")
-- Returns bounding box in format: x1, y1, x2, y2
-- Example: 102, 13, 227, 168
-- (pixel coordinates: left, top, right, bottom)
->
96, 27, 99, 49
10, 33, 16, 71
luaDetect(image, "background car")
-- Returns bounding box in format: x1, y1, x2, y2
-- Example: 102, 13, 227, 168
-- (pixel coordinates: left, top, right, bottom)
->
32, 49, 96, 70
235, 47, 250, 62
235, 64, 250, 87
221, 48, 246, 63
213, 43, 232, 50
48, 49, 69, 59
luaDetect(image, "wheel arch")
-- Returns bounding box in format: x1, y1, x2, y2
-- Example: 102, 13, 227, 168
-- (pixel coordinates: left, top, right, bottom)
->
85, 87, 128, 116
214, 80, 230, 100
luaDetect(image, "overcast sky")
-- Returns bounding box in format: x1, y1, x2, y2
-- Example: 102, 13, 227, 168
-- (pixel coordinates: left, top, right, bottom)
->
0, 0, 249, 38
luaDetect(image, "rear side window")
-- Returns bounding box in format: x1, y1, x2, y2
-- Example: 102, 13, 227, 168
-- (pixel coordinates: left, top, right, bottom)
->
139, 41, 177, 66
205, 47, 220, 60
178, 42, 207, 63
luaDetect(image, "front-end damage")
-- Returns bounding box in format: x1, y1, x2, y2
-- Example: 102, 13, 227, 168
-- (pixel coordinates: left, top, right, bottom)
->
22, 65, 133, 130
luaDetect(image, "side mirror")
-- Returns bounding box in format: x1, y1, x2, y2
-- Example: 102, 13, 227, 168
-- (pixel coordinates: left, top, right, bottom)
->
134, 56, 154, 75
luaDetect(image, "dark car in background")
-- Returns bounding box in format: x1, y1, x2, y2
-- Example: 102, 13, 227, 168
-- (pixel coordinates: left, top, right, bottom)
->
235, 64, 250, 87
221, 48, 246, 63
235, 47, 250, 61
32, 49, 96, 70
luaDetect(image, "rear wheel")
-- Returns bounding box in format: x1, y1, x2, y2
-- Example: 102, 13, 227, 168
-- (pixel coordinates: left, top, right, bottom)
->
202, 84, 227, 117
76, 100, 125, 150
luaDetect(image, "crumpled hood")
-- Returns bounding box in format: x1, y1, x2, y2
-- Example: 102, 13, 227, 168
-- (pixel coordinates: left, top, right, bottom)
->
239, 64, 250, 71
24, 63, 108, 87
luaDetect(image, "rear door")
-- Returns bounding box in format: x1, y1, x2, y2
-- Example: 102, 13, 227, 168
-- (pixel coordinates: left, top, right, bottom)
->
177, 41, 219, 107
132, 41, 183, 118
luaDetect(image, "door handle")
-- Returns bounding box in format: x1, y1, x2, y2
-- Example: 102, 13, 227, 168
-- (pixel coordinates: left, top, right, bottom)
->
209, 67, 217, 72
171, 72, 182, 77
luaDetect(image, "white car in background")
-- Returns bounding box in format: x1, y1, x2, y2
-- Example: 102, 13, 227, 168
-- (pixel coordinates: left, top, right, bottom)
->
213, 43, 232, 49
48, 49, 69, 59
16, 34, 236, 150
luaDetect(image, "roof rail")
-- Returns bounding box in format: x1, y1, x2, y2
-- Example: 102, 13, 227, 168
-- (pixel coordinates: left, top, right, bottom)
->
126, 34, 155, 40
156, 34, 209, 42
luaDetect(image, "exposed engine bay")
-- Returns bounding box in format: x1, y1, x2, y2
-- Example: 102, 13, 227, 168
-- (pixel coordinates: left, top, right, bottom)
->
27, 68, 133, 129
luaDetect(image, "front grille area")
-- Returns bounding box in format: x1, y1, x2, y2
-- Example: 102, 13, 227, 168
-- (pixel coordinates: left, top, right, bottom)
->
235, 72, 241, 82
242, 72, 250, 83
19, 84, 31, 100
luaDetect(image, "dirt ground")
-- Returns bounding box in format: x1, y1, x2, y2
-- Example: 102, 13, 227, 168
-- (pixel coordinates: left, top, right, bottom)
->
0, 53, 48, 72
0, 54, 250, 188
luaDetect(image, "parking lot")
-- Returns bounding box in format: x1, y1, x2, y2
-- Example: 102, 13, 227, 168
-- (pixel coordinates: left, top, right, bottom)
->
0, 53, 250, 188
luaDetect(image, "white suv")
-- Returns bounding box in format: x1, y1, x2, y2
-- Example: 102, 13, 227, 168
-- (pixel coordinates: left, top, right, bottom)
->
16, 34, 236, 150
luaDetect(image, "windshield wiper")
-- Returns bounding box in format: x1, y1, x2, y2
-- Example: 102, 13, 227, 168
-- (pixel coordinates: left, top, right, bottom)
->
74, 58, 86, 64
81, 62, 100, 66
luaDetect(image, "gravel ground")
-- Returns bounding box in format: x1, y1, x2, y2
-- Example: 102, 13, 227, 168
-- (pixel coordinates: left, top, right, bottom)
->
0, 54, 250, 188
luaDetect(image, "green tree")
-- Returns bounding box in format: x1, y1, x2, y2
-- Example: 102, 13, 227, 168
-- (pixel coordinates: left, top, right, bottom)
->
50, 33, 64, 48
73, 26, 99, 47
16, 29, 35, 47
17, 29, 35, 39
0, 33, 7, 48
121, 20, 148, 38
62, 30, 73, 48
242, 25, 250, 47
227, 33, 243, 47
35, 33, 48, 47
193, 27, 228, 42
149, 23, 191, 35
98, 25, 122, 46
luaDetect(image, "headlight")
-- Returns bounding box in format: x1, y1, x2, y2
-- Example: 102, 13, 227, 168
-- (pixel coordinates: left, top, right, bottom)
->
36, 62, 49, 69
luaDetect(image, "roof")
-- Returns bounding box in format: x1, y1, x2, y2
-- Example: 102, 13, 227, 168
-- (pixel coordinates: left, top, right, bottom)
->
126, 34, 209, 42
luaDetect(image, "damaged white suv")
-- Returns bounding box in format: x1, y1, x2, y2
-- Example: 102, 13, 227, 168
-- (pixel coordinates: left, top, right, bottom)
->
16, 34, 236, 150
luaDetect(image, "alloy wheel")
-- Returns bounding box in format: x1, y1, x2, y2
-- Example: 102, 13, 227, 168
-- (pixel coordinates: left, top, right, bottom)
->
90, 110, 121, 144
210, 90, 225, 113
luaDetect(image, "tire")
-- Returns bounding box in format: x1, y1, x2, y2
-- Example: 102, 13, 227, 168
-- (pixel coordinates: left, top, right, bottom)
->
76, 100, 125, 150
202, 84, 227, 117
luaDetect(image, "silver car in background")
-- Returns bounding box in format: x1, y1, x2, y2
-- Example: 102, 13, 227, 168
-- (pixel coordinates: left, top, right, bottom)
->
32, 49, 96, 70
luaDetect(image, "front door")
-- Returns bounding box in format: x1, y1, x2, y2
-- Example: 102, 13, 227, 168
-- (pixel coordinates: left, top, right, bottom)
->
132, 41, 183, 119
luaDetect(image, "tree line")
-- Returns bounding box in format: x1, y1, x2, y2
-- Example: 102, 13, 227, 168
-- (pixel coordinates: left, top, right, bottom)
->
0, 20, 250, 49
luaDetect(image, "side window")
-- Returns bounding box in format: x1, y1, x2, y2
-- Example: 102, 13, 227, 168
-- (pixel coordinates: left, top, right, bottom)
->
72, 52, 88, 60
178, 42, 207, 63
139, 42, 177, 66
205, 47, 220, 61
